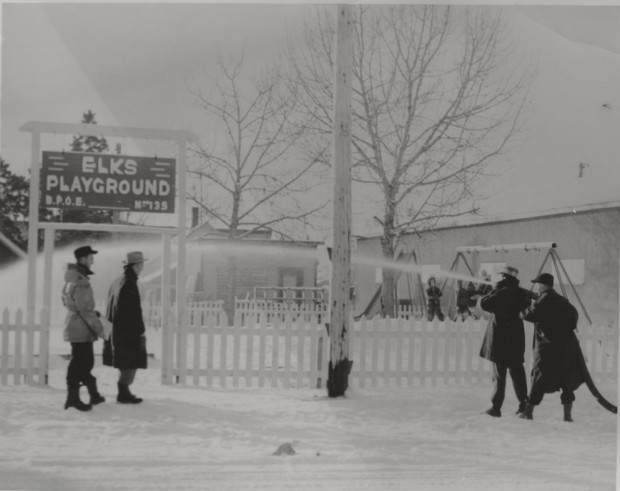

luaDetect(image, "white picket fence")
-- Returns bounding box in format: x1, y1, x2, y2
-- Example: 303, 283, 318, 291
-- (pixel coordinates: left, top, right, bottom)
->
164, 313, 619, 389
0, 308, 48, 386
164, 312, 329, 388
1, 302, 617, 389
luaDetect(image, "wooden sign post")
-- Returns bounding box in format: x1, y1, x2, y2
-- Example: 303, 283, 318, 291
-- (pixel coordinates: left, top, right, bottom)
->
327, 4, 353, 397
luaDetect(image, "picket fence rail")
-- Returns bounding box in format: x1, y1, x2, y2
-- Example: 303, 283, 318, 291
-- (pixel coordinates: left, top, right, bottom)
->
45, 299, 417, 329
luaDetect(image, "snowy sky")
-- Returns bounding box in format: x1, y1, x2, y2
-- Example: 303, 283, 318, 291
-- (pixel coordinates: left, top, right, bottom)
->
1, 2, 619, 235
2, 2, 619, 176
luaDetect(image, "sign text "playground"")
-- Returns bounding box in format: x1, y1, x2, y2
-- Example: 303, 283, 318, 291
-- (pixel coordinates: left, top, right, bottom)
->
41, 151, 176, 213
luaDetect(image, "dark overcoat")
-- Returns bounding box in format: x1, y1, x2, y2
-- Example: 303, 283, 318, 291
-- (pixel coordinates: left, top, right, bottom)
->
104, 267, 147, 369
479, 276, 530, 365
522, 289, 585, 394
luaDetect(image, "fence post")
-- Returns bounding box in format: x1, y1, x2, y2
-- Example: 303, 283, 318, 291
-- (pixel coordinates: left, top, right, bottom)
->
316, 334, 323, 389
258, 312, 267, 388
1, 309, 9, 385
407, 317, 415, 388
14, 309, 23, 385
420, 318, 428, 387
358, 316, 367, 389
232, 310, 242, 388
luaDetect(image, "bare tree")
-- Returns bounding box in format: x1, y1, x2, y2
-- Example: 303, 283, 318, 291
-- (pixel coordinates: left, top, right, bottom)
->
188, 50, 327, 320
287, 5, 533, 316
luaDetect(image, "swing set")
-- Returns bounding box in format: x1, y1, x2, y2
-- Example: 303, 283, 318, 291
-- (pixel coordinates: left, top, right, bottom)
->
441, 241, 616, 414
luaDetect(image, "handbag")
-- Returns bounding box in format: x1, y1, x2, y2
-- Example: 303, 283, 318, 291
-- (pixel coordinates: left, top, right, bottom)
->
102, 337, 113, 366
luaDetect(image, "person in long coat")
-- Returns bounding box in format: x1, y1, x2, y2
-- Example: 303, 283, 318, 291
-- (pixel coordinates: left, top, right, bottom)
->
479, 266, 531, 417
104, 251, 148, 404
519, 273, 585, 422
62, 245, 106, 411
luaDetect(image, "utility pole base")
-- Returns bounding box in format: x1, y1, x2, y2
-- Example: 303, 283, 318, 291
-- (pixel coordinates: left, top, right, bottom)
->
327, 358, 353, 397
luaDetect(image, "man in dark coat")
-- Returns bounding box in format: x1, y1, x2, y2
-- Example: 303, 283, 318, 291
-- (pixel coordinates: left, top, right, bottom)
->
519, 273, 585, 422
105, 251, 148, 404
479, 266, 531, 417
426, 276, 445, 321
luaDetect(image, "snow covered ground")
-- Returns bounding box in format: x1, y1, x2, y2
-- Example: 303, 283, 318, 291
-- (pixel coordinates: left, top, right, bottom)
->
0, 355, 616, 491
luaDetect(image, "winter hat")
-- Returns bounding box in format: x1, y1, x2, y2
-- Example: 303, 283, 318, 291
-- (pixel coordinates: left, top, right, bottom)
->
123, 251, 147, 265
74, 245, 98, 259
531, 273, 554, 287
498, 266, 519, 278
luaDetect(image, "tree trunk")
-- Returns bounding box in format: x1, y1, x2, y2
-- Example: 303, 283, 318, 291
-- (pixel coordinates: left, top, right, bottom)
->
223, 255, 237, 326
381, 199, 398, 318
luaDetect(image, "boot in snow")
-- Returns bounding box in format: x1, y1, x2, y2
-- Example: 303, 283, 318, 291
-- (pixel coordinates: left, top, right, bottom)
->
117, 383, 143, 404
563, 403, 574, 422
484, 406, 501, 417
86, 379, 105, 405
64, 387, 92, 412
518, 403, 534, 420
516, 400, 527, 415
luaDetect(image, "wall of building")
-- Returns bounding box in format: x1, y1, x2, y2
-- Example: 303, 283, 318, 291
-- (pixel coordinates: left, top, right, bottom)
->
354, 208, 620, 328
196, 240, 318, 302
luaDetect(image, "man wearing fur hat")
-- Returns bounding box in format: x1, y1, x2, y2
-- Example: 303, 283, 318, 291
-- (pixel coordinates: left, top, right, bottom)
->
519, 273, 585, 422
105, 251, 148, 404
479, 266, 531, 417
62, 245, 106, 411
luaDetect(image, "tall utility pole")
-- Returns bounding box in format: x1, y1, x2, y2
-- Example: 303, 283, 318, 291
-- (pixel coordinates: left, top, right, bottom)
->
327, 4, 353, 397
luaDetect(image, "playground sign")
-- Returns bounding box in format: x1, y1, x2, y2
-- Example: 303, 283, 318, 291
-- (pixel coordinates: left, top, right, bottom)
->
40, 151, 176, 213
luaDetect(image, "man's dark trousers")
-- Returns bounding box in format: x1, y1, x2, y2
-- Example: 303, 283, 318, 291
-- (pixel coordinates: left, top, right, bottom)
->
66, 342, 96, 388
491, 362, 528, 409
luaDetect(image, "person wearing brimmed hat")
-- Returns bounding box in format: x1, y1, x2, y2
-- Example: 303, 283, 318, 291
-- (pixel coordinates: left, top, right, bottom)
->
518, 273, 585, 422
104, 251, 148, 404
62, 245, 106, 411
426, 276, 445, 322
479, 265, 531, 417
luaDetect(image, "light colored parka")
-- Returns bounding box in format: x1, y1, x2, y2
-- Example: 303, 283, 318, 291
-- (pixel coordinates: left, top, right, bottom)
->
62, 263, 104, 343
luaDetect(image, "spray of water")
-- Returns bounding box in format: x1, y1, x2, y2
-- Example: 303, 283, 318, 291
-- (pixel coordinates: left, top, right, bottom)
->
185, 241, 491, 285
0, 239, 164, 310
0, 238, 491, 311
352, 254, 493, 286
